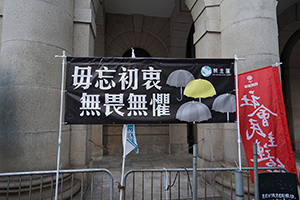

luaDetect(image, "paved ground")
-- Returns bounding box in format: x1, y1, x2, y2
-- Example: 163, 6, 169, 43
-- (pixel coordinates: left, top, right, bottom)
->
92, 153, 194, 180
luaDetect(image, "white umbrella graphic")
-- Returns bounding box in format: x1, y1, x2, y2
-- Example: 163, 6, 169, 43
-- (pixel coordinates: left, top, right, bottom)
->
212, 93, 236, 122
166, 69, 195, 101
176, 101, 212, 123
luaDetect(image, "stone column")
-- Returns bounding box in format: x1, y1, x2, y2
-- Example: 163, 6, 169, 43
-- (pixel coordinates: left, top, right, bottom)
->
69, 1, 101, 167
185, 0, 280, 167
221, 0, 279, 72
186, 0, 224, 167
0, 0, 74, 172
220, 0, 279, 165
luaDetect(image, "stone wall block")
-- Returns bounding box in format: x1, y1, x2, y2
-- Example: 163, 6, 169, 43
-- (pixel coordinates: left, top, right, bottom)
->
150, 18, 169, 36
190, 0, 205, 21
170, 47, 186, 57
221, 18, 279, 70
133, 14, 144, 33
74, 8, 92, 23
221, 0, 277, 30
70, 125, 92, 167
204, 0, 221, 6
195, 32, 221, 58
185, 0, 197, 11
2, 0, 73, 52
142, 16, 156, 33
121, 14, 134, 32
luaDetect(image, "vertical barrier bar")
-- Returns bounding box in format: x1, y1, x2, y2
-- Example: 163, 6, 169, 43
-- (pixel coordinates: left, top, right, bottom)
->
132, 173, 135, 200
193, 144, 197, 200
6, 176, 10, 200
142, 172, 144, 200
230, 171, 233, 200
253, 143, 259, 200
213, 171, 216, 198
61, 174, 64, 200
169, 171, 171, 200
29, 175, 33, 200
18, 176, 22, 199
81, 173, 84, 200
110, 172, 114, 200
51, 175, 54, 200
40, 176, 43, 200
178, 172, 180, 199
91, 172, 94, 200
204, 171, 207, 199
187, 174, 190, 199
247, 170, 250, 200
100, 172, 103, 200
151, 172, 153, 200
70, 174, 74, 200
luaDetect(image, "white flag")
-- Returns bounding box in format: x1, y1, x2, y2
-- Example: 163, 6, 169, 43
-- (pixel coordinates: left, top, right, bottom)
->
122, 124, 139, 156
131, 47, 136, 58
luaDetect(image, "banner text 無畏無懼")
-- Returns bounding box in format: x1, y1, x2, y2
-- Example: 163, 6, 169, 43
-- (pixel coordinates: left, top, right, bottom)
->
64, 57, 235, 124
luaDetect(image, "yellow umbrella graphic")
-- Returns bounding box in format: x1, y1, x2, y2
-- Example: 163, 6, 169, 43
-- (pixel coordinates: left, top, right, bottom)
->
184, 79, 216, 100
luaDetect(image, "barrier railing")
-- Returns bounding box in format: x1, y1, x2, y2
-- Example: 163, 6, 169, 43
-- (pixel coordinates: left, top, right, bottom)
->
123, 167, 288, 200
0, 169, 114, 200
0, 166, 288, 200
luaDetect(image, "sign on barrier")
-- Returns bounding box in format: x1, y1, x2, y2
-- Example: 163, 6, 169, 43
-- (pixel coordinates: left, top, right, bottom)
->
259, 173, 298, 200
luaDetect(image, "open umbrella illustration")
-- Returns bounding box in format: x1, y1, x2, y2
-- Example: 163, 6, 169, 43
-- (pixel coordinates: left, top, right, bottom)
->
212, 93, 236, 122
183, 79, 216, 101
166, 69, 195, 101
176, 101, 212, 123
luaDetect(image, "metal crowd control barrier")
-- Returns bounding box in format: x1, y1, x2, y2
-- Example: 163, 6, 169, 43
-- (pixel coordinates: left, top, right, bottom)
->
0, 167, 288, 200
0, 169, 114, 200
123, 167, 288, 200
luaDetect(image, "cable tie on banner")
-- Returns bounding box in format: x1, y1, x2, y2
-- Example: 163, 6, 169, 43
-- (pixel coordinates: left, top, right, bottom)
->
55, 51, 67, 58
272, 62, 282, 67
234, 55, 246, 61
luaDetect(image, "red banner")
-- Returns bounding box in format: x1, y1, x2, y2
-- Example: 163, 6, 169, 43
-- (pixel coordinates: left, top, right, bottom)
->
238, 66, 297, 182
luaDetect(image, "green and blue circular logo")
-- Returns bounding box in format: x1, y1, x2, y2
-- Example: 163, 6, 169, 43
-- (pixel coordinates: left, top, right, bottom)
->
201, 66, 212, 77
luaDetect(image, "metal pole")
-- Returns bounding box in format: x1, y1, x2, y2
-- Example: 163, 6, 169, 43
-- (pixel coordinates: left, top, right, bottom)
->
54, 51, 66, 200
235, 170, 244, 200
193, 144, 197, 200
253, 143, 259, 200
234, 55, 245, 170
119, 155, 126, 200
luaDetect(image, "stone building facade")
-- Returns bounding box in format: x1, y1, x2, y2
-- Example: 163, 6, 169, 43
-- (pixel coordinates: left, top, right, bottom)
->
0, 0, 299, 173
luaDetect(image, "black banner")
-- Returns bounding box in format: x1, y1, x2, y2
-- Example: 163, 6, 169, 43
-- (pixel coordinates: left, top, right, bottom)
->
65, 57, 235, 124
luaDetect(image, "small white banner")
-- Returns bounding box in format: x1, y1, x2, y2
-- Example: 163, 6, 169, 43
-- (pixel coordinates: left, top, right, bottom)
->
122, 124, 139, 156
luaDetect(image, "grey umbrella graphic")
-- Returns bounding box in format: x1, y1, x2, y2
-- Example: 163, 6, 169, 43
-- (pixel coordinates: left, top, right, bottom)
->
212, 93, 236, 122
166, 69, 195, 101
176, 101, 212, 123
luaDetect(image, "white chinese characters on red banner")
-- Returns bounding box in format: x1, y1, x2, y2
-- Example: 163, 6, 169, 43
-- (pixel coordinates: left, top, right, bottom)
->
238, 66, 297, 182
